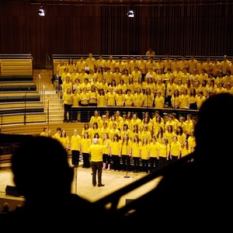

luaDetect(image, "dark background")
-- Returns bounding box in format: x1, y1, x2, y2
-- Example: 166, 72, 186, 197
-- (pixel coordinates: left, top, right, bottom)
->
0, 0, 232, 68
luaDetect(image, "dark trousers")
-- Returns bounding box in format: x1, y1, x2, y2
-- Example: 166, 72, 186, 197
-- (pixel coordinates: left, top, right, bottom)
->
150, 157, 158, 172
171, 155, 179, 161
141, 159, 149, 173
158, 157, 167, 168
133, 157, 140, 172
165, 96, 172, 107
91, 161, 103, 186
122, 155, 131, 171
72, 109, 78, 122
79, 103, 89, 122
112, 155, 120, 171
72, 150, 80, 167
82, 153, 90, 168
64, 104, 72, 122
103, 153, 111, 164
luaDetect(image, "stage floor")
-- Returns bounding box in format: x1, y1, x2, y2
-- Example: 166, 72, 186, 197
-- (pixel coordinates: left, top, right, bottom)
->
0, 160, 161, 211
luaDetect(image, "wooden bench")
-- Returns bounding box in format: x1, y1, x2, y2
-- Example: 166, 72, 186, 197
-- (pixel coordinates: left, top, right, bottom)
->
0, 75, 33, 82
0, 82, 37, 92
0, 58, 32, 76
1, 112, 46, 125
0, 92, 41, 102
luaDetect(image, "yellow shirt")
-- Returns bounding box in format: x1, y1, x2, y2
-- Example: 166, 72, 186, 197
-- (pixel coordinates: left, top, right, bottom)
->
70, 134, 81, 151
159, 144, 170, 158
81, 138, 91, 153
88, 144, 106, 162
121, 140, 132, 155
106, 92, 116, 106
63, 93, 73, 105
131, 142, 141, 158
140, 145, 150, 160
149, 142, 159, 158
110, 141, 121, 155
154, 96, 164, 109
60, 136, 70, 150
181, 147, 191, 157
102, 139, 111, 154
170, 141, 182, 156
72, 94, 80, 107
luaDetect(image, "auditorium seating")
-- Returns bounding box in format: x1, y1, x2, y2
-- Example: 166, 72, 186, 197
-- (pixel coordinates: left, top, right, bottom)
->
0, 54, 47, 125
0, 75, 33, 82
0, 54, 33, 76
0, 82, 37, 92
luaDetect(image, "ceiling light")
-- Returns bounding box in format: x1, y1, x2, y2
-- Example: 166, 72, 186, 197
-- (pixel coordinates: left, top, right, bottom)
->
127, 10, 134, 18
38, 6, 45, 17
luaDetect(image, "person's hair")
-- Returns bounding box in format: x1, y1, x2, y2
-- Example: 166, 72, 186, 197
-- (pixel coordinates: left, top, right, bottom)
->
142, 138, 148, 145
176, 126, 183, 135
94, 133, 100, 138
61, 130, 67, 137
103, 133, 109, 140
133, 124, 139, 133
157, 127, 164, 138
113, 134, 119, 141
183, 139, 189, 150
93, 122, 98, 129
123, 124, 128, 130
84, 132, 89, 138
122, 133, 129, 146
133, 135, 140, 143
84, 123, 89, 129
167, 125, 173, 133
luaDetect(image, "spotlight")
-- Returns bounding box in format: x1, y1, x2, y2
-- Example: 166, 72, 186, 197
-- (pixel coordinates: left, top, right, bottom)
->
127, 10, 134, 18
38, 6, 45, 17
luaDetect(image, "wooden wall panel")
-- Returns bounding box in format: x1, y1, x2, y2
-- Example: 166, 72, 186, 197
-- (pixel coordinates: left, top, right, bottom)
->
0, 1, 232, 68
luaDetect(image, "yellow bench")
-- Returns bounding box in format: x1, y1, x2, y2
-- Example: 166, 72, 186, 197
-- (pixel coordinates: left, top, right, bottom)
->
0, 58, 32, 76
1, 113, 46, 125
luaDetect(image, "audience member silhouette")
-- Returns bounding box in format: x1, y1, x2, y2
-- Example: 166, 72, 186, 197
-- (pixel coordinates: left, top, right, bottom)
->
0, 202, 9, 218
119, 93, 233, 231
1, 136, 111, 230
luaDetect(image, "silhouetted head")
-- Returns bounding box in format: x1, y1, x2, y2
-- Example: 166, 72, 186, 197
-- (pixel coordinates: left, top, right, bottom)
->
194, 93, 233, 166
11, 136, 73, 199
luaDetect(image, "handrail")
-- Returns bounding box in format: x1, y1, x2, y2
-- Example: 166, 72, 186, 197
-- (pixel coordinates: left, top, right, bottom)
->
94, 152, 195, 212
47, 100, 49, 124
37, 74, 41, 94
42, 85, 45, 105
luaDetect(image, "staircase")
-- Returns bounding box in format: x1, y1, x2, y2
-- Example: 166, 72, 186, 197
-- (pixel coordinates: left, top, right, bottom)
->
34, 69, 64, 124
44, 91, 64, 123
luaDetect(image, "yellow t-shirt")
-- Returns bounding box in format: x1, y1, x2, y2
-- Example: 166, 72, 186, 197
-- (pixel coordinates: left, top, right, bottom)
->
131, 142, 141, 158
88, 144, 106, 162
158, 144, 170, 158
149, 142, 159, 158
140, 144, 150, 160
170, 141, 182, 156
121, 140, 132, 155
70, 134, 81, 151
110, 141, 121, 155
81, 138, 91, 153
